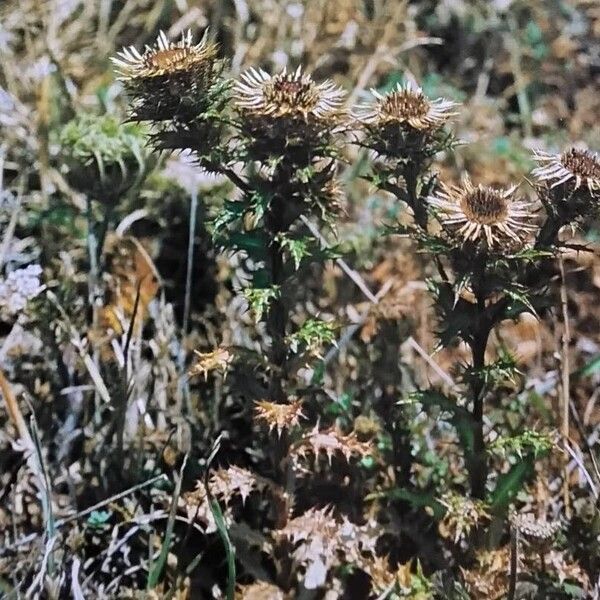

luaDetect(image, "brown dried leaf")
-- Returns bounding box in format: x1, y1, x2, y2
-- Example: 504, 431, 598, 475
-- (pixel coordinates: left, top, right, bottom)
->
292, 424, 373, 464
254, 398, 305, 436
100, 234, 160, 337
189, 346, 234, 380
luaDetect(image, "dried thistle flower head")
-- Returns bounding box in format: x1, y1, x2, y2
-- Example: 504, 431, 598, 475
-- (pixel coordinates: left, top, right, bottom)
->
189, 347, 233, 380
356, 81, 458, 132
234, 66, 345, 123
511, 512, 561, 552
429, 177, 535, 250
293, 423, 373, 464
532, 148, 600, 194
254, 398, 305, 436
112, 29, 220, 122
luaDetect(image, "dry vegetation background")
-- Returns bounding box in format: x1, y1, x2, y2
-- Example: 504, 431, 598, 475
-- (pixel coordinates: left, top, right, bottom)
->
0, 0, 600, 598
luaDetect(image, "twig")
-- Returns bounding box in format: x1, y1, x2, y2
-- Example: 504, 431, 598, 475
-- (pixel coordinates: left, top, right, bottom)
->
183, 190, 198, 338
46, 291, 112, 404
405, 336, 456, 389
322, 279, 393, 366
562, 439, 599, 501
558, 254, 571, 517
0, 180, 22, 271
0, 473, 168, 555
507, 522, 519, 600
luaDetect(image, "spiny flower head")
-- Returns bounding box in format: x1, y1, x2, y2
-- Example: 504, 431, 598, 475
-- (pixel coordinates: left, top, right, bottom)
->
428, 177, 536, 250
111, 29, 221, 122
438, 492, 490, 545
254, 398, 305, 436
532, 147, 600, 194
356, 81, 459, 132
234, 66, 345, 122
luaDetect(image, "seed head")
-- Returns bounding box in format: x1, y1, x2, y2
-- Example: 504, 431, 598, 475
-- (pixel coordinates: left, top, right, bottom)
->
111, 29, 220, 122
532, 147, 600, 194
511, 512, 561, 552
429, 177, 536, 250
355, 81, 458, 131
234, 66, 345, 122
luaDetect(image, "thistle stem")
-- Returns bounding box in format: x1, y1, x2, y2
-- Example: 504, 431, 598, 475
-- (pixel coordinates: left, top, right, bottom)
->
469, 325, 490, 499
265, 196, 287, 403
469, 262, 492, 499
404, 159, 428, 230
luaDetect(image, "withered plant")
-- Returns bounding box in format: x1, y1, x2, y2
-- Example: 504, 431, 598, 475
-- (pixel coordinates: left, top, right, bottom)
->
114, 30, 374, 591
357, 80, 600, 505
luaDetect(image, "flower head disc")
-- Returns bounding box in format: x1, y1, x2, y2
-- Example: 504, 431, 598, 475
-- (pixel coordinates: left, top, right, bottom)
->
234, 66, 345, 122
111, 30, 220, 121
532, 147, 600, 193
429, 177, 535, 249
356, 81, 458, 131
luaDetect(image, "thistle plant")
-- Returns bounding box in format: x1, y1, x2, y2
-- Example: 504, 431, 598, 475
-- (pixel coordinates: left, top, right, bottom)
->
356, 79, 600, 503
59, 114, 149, 332
113, 32, 373, 587
354, 81, 459, 228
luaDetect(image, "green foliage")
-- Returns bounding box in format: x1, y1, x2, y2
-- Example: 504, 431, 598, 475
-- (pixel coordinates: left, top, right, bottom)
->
489, 458, 535, 510
461, 350, 520, 391
286, 317, 337, 355
489, 429, 554, 459
243, 285, 280, 322
276, 234, 311, 270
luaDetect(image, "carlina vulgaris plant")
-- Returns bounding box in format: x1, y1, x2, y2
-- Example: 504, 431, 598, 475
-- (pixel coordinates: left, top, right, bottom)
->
350, 81, 461, 487
113, 31, 373, 527
355, 78, 600, 501
210, 64, 362, 543
112, 29, 233, 416
58, 113, 150, 463
423, 152, 600, 500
